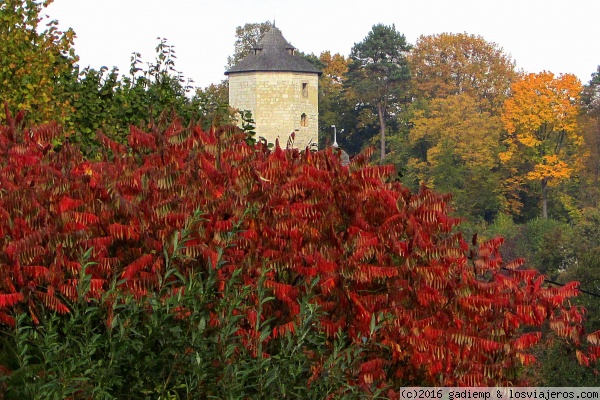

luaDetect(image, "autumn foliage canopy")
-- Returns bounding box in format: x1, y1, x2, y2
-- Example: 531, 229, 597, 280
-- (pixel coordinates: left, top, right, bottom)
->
0, 106, 599, 390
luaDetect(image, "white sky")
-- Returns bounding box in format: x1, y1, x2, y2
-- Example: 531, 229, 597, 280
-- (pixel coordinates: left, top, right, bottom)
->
45, 0, 599, 89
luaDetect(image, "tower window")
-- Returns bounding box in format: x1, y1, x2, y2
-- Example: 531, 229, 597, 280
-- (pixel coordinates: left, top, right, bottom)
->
302, 82, 308, 97
300, 113, 307, 127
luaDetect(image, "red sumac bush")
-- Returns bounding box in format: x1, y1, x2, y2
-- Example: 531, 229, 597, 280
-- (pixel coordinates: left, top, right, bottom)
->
0, 106, 597, 389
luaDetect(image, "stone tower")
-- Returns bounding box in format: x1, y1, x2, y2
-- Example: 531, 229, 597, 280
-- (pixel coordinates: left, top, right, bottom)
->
225, 26, 321, 149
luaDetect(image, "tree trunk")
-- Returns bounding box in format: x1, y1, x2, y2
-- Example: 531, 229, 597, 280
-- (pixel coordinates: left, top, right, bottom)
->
377, 103, 386, 163
541, 179, 548, 218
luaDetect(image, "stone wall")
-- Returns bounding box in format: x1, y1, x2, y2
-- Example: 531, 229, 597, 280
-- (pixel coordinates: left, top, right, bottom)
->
229, 71, 319, 149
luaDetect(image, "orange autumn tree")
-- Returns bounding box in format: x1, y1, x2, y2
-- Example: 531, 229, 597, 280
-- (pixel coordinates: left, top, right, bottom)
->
500, 71, 582, 218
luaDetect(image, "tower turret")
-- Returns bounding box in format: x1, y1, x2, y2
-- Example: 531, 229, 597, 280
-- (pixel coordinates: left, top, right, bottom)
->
225, 27, 321, 149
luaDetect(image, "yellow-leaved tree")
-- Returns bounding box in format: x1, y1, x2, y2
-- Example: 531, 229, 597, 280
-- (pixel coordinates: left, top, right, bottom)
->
399, 33, 516, 222
407, 93, 504, 220
409, 32, 517, 113
501, 71, 582, 218
0, 0, 77, 124
317, 51, 349, 145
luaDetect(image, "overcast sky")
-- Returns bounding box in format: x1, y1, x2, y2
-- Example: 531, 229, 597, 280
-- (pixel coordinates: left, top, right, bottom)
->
45, 0, 599, 89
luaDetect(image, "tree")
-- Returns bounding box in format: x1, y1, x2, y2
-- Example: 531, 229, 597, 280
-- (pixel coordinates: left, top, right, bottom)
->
126, 38, 196, 122
581, 66, 600, 114
391, 33, 515, 223
575, 66, 600, 207
66, 38, 215, 158
302, 50, 375, 155
64, 65, 123, 155
409, 33, 516, 113
226, 21, 273, 69
0, 0, 77, 124
406, 93, 504, 221
315, 51, 351, 148
319, 51, 348, 86
347, 24, 411, 163
192, 80, 232, 130
500, 71, 582, 218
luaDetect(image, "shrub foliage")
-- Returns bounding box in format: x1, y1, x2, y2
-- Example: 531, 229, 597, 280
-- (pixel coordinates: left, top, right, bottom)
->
0, 106, 598, 395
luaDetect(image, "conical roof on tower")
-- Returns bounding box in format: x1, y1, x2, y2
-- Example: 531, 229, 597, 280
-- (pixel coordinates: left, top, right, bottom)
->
225, 27, 322, 75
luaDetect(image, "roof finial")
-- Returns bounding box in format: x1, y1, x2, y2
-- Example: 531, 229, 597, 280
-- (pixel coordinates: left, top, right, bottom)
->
273, 18, 276, 28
